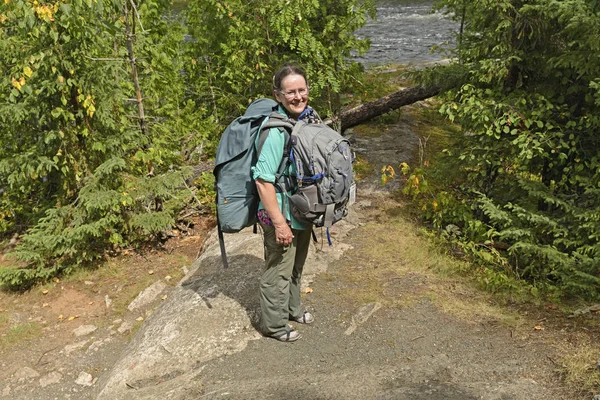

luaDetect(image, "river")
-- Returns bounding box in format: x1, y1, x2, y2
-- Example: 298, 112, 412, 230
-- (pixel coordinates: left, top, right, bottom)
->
173, 0, 457, 66
355, 0, 458, 65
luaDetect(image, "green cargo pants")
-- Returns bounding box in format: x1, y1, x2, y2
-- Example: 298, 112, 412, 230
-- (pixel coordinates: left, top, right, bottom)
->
259, 223, 312, 336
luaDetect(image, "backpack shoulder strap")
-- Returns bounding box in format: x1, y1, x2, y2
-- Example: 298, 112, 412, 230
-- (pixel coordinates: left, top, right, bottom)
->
255, 114, 296, 199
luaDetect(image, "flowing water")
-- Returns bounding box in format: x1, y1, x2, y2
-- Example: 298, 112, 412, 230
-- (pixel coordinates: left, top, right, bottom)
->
173, 0, 457, 66
355, 0, 458, 65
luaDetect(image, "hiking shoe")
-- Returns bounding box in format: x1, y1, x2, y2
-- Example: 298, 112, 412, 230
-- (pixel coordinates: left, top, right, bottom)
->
291, 311, 314, 324
271, 329, 301, 342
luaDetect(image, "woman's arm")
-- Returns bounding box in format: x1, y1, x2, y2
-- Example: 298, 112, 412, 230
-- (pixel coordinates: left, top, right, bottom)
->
256, 179, 294, 246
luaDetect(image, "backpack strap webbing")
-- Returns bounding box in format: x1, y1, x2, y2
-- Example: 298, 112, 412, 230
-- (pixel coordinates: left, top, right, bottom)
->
324, 203, 335, 228
216, 214, 230, 269
256, 114, 296, 218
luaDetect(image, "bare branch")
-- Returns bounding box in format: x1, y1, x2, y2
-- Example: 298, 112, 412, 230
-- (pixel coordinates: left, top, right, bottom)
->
129, 0, 146, 33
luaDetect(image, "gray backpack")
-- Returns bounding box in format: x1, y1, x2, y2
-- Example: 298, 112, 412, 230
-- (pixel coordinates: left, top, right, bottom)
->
287, 121, 354, 229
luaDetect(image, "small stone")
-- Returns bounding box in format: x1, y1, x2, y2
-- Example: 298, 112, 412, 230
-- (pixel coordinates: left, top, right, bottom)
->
136, 317, 144, 322
105, 295, 112, 309
75, 371, 93, 387
165, 275, 172, 281
84, 281, 94, 286
127, 281, 167, 311
72, 325, 97, 337
39, 371, 63, 387
87, 338, 111, 353
14, 366, 40, 380
117, 321, 134, 334
63, 340, 89, 354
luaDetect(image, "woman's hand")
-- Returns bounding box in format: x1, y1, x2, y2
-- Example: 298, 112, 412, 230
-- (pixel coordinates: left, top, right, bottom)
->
274, 221, 294, 246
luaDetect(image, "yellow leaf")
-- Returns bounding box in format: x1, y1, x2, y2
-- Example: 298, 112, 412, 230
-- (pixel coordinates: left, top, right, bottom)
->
23, 66, 33, 77
399, 162, 410, 175
42, 303, 49, 307
534, 325, 544, 330
42, 289, 49, 294
53, 277, 60, 283
68, 316, 76, 321
11, 77, 22, 91
58, 314, 63, 320
161, 295, 168, 300
301, 287, 313, 294
148, 270, 154, 275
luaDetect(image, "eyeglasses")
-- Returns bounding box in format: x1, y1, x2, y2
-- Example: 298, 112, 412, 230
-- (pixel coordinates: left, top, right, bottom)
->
278, 87, 309, 100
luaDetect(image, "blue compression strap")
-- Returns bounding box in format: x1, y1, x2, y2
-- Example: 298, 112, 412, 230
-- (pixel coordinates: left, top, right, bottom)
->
290, 148, 325, 181
326, 228, 332, 246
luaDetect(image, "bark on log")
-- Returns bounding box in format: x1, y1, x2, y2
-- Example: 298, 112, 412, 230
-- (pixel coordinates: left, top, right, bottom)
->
338, 85, 441, 131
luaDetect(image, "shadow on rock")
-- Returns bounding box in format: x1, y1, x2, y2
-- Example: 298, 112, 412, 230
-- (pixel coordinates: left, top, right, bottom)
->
181, 253, 264, 331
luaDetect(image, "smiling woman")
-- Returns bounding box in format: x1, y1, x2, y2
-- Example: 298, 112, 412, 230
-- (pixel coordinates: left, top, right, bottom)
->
252, 64, 320, 342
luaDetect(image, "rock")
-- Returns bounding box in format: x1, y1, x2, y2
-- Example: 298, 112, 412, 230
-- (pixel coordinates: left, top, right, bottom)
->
75, 371, 94, 386
97, 226, 346, 400
88, 338, 112, 353
592, 395, 600, 400
345, 302, 383, 335
117, 320, 134, 334
73, 325, 97, 337
14, 366, 40, 380
127, 280, 167, 312
105, 295, 112, 309
63, 340, 89, 354
39, 371, 63, 387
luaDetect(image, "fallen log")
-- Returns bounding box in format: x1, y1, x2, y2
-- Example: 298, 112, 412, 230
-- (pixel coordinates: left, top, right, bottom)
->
338, 85, 441, 131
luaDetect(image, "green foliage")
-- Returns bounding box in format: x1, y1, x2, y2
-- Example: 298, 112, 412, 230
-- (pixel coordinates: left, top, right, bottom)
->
0, 0, 198, 288
183, 0, 375, 122
0, 0, 374, 288
422, 0, 600, 300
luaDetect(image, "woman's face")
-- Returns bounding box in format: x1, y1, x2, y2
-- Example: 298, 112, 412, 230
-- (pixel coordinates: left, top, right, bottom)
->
274, 74, 309, 119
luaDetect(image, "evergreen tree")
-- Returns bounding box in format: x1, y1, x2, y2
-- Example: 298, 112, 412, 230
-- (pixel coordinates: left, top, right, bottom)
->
430, 0, 600, 298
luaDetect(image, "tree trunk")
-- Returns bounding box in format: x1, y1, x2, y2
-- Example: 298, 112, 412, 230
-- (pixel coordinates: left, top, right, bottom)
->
338, 85, 441, 131
123, 0, 146, 137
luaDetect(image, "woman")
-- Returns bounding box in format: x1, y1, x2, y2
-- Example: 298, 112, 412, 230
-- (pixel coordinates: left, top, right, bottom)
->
252, 64, 320, 342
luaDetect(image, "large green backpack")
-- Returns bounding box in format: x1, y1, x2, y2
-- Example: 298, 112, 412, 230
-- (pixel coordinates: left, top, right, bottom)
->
213, 99, 294, 267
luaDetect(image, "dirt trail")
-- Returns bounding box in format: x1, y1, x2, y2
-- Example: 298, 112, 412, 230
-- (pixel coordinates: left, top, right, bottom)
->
0, 105, 589, 399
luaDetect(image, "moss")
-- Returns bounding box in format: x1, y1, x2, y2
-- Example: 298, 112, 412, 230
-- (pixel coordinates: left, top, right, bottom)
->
353, 155, 374, 181
0, 322, 42, 349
